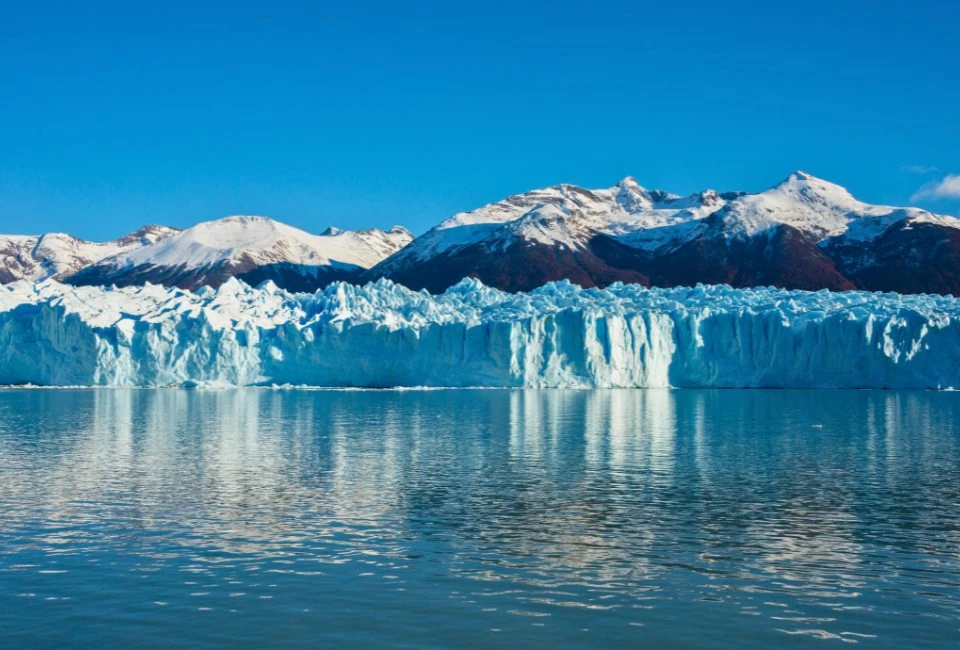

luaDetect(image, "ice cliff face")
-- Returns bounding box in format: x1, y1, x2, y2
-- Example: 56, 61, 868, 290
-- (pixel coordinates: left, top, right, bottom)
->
0, 278, 957, 389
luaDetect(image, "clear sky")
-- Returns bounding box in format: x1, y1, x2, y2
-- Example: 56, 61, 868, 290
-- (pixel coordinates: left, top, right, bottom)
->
2, 0, 958, 240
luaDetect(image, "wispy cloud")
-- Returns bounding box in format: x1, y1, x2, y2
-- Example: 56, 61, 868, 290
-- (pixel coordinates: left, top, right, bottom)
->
912, 174, 960, 202
902, 164, 939, 174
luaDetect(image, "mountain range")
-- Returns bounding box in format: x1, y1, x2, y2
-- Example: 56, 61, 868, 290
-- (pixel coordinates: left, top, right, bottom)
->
66, 218, 413, 292
3, 171, 959, 295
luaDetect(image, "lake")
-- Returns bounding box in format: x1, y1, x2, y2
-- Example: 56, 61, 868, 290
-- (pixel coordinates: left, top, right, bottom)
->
0, 389, 958, 648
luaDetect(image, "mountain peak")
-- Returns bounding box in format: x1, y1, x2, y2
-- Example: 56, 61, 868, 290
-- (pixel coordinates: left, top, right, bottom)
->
765, 171, 858, 208
216, 215, 277, 226
776, 170, 845, 191
717, 171, 869, 239
614, 176, 655, 212
115, 225, 180, 247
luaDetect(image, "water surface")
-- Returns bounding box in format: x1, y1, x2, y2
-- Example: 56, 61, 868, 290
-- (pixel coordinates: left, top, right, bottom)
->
0, 389, 958, 648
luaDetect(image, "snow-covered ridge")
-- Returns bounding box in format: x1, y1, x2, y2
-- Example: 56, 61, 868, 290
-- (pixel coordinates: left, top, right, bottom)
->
64, 217, 414, 290
0, 217, 414, 288
1, 278, 957, 388
382, 176, 731, 265
88, 216, 412, 272
716, 171, 953, 241
0, 225, 178, 283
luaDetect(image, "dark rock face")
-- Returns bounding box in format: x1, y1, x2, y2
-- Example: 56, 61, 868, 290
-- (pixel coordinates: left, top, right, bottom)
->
828, 222, 960, 295
367, 235, 650, 294
640, 225, 856, 291
370, 226, 862, 294
234, 263, 364, 292
66, 259, 366, 292
369, 219, 960, 295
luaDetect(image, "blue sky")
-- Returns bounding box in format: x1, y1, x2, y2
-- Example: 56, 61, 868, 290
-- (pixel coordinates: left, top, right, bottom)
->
1, 0, 958, 239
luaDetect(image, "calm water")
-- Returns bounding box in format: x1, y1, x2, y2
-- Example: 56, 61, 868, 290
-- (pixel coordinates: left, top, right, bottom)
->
0, 389, 958, 648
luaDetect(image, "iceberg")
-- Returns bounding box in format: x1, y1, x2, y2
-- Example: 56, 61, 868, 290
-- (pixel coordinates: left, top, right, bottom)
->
0, 277, 957, 389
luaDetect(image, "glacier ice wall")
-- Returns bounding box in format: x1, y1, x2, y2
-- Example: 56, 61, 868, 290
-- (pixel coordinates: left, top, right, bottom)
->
0, 277, 957, 388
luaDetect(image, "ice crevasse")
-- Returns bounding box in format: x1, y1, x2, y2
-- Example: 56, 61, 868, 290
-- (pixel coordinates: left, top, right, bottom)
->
0, 277, 956, 389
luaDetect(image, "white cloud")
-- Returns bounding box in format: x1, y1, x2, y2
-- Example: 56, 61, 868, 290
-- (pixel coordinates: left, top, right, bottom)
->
911, 174, 960, 202
901, 164, 939, 174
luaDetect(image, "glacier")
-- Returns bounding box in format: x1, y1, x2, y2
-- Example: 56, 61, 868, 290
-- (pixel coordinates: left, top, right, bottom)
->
0, 277, 957, 389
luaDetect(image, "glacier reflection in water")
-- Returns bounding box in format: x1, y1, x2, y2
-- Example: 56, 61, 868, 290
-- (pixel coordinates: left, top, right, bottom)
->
0, 389, 958, 648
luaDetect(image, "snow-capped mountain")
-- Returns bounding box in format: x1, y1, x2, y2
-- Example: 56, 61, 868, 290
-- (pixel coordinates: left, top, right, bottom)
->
369, 177, 741, 292
0, 225, 178, 283
67, 216, 413, 290
4, 171, 959, 295
369, 172, 960, 294
638, 172, 960, 293
414, 176, 732, 253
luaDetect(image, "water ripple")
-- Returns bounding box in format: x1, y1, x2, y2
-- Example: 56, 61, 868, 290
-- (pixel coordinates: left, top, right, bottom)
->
0, 389, 958, 648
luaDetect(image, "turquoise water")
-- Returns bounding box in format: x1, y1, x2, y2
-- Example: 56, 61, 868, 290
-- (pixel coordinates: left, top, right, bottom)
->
0, 389, 958, 648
